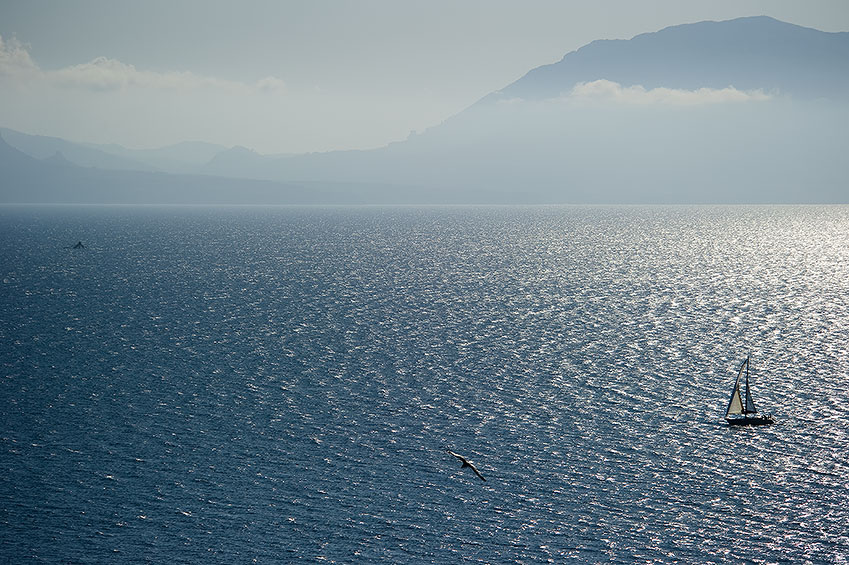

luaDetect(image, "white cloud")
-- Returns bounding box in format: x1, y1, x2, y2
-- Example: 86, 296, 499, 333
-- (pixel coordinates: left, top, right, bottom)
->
0, 34, 285, 94
0, 35, 39, 77
494, 95, 525, 106
565, 79, 771, 105
52, 57, 239, 92
255, 75, 287, 94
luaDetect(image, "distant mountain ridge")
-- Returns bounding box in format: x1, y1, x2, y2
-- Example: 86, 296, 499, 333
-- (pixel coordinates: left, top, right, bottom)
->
484, 16, 849, 103
2, 16, 847, 204
0, 127, 157, 172
0, 132, 426, 204
0, 128, 233, 174
81, 139, 231, 173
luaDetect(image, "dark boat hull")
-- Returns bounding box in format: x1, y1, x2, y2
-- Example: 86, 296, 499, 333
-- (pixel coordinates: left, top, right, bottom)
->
727, 415, 774, 426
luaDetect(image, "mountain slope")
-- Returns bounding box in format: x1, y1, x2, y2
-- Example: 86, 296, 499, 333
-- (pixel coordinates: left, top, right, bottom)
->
236, 16, 848, 203
0, 133, 426, 204
0, 128, 157, 172
485, 16, 849, 103
83, 140, 231, 174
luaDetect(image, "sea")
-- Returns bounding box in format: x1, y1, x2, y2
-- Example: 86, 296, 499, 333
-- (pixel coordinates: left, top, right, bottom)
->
1, 205, 847, 564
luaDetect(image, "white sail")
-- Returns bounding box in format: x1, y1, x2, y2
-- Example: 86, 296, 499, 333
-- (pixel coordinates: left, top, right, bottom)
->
727, 383, 744, 416
726, 358, 747, 417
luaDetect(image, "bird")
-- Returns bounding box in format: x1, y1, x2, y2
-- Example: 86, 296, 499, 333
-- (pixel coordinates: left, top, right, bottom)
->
446, 449, 486, 481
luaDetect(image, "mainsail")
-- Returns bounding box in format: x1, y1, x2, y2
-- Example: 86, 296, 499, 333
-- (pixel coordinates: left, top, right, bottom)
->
744, 370, 757, 413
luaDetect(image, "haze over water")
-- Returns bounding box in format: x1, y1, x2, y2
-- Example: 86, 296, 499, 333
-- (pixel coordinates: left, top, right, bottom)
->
1, 205, 847, 563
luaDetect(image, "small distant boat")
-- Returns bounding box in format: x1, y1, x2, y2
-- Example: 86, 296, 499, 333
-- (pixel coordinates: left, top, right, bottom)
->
726, 356, 774, 426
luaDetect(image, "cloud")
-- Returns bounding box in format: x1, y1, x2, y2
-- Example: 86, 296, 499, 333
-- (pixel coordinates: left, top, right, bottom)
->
0, 35, 39, 77
255, 76, 287, 94
51, 57, 241, 92
565, 79, 771, 105
0, 34, 285, 94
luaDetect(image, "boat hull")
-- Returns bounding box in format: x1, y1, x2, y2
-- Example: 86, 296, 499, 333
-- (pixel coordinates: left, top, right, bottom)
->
726, 415, 774, 426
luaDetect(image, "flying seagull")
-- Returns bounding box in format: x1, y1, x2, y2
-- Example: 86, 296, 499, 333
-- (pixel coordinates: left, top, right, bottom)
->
446, 449, 486, 481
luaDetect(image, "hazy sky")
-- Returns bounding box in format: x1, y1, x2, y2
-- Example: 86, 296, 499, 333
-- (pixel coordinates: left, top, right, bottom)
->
1, 0, 848, 154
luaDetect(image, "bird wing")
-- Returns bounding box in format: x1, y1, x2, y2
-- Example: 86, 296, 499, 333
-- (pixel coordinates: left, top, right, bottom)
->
468, 463, 486, 481
446, 449, 485, 481
446, 450, 465, 463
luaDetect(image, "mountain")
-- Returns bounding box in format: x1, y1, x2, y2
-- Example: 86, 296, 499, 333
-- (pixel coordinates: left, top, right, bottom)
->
0, 132, 44, 171
42, 151, 74, 167
483, 16, 849, 103
0, 128, 157, 172
238, 16, 849, 203
0, 132, 424, 204
0, 133, 89, 202
203, 145, 276, 178
0, 128, 236, 174
82, 140, 230, 174
2, 16, 847, 204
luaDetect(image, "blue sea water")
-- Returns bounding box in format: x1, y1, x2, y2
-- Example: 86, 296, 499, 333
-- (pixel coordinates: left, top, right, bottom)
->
1, 205, 847, 563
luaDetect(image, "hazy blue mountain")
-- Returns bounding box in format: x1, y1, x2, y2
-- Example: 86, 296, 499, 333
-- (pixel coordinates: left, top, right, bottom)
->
202, 145, 278, 178
84, 140, 230, 174
244, 97, 847, 204
2, 16, 847, 204
0, 133, 85, 202
0, 133, 424, 205
1, 131, 46, 170
0, 128, 157, 172
242, 16, 849, 203
483, 16, 849, 103
42, 151, 74, 167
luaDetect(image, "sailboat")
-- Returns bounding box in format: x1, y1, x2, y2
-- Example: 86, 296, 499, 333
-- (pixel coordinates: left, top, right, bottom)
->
726, 356, 774, 426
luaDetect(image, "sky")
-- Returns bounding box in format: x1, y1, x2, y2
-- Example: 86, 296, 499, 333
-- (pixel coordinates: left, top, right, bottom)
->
1, 0, 848, 155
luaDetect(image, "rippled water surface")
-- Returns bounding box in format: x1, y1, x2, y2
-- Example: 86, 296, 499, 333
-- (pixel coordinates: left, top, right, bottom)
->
2, 205, 848, 563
